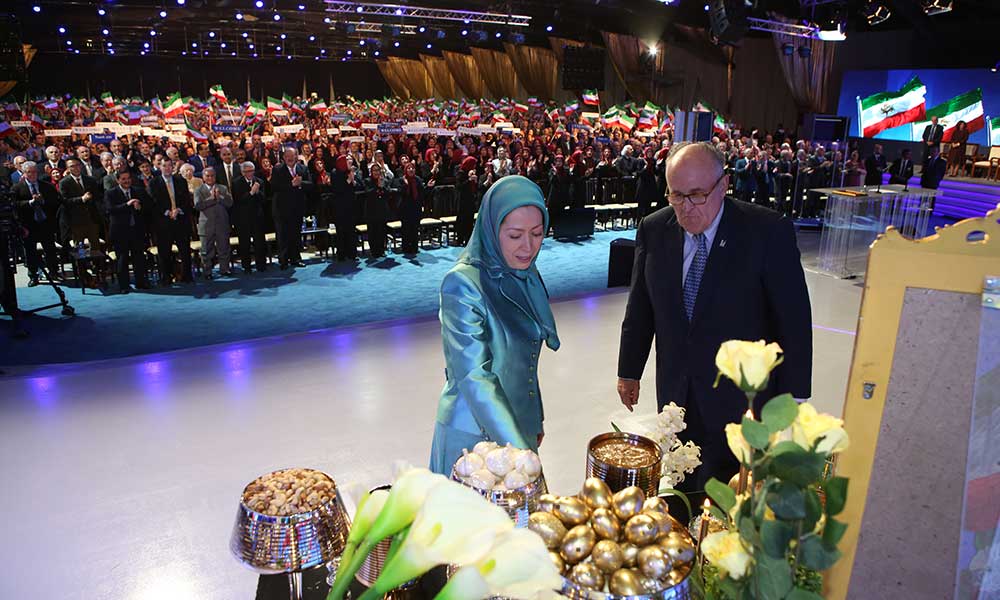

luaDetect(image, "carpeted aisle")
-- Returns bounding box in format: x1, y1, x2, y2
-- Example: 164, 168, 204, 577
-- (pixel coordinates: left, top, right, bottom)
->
1, 230, 635, 366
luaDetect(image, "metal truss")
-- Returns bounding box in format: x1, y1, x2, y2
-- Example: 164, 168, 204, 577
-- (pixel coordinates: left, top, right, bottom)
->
339, 21, 421, 35
322, 2, 531, 26
747, 17, 819, 38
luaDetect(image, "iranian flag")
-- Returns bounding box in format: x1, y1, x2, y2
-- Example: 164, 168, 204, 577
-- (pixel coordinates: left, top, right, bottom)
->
101, 92, 115, 107
582, 89, 600, 106
564, 102, 579, 115
991, 116, 1000, 147
617, 113, 636, 131
714, 114, 726, 134
151, 97, 164, 116
209, 84, 227, 104
858, 76, 927, 137
281, 94, 293, 108
267, 96, 283, 113
0, 122, 13, 138
310, 99, 328, 112
909, 88, 985, 142
164, 93, 185, 117
637, 109, 658, 130
30, 111, 45, 131
184, 116, 207, 141
513, 102, 529, 114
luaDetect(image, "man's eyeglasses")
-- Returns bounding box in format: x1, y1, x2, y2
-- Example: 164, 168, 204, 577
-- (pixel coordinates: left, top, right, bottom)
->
666, 172, 726, 207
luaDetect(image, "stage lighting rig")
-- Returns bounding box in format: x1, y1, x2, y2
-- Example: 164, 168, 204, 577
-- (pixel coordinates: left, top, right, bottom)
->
863, 1, 891, 25
922, 0, 953, 15
322, 2, 531, 27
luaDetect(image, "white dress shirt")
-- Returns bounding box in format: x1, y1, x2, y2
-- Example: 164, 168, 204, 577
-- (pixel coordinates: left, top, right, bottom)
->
681, 201, 725, 287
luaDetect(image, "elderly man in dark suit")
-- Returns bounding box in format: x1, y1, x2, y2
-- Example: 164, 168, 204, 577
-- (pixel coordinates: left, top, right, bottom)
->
864, 144, 888, 186
57, 158, 104, 252
12, 161, 64, 286
149, 157, 195, 285
270, 146, 313, 269
921, 116, 944, 165
616, 141, 813, 490
101, 170, 150, 293
231, 161, 270, 273
888, 149, 914, 185
920, 145, 947, 191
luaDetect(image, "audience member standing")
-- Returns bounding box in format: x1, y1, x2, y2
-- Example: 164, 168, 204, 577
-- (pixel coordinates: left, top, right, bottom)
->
102, 170, 150, 293
193, 167, 233, 278
455, 156, 479, 246
364, 162, 393, 259
231, 161, 270, 273
150, 157, 195, 285
271, 147, 312, 269
331, 154, 360, 262
864, 144, 887, 186
58, 158, 104, 252
12, 161, 63, 286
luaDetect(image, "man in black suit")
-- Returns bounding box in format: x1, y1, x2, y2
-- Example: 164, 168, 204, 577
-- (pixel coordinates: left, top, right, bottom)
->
231, 161, 270, 273
270, 147, 312, 269
773, 149, 796, 215
12, 161, 64, 286
149, 157, 194, 285
888, 149, 914, 185
75, 145, 102, 179
863, 144, 888, 186
188, 142, 216, 178
101, 170, 150, 293
920, 145, 947, 191
921, 116, 944, 165
57, 158, 104, 251
215, 145, 240, 193
616, 142, 813, 490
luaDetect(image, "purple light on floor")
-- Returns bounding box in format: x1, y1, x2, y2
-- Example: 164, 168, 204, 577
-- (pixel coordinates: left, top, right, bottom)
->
141, 360, 165, 376
28, 376, 58, 409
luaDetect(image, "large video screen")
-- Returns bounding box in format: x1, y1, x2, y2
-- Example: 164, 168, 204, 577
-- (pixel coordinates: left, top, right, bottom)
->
837, 68, 1000, 145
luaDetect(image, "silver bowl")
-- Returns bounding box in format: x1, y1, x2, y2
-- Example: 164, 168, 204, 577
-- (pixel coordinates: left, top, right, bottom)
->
230, 468, 351, 575
559, 568, 692, 600
450, 467, 548, 528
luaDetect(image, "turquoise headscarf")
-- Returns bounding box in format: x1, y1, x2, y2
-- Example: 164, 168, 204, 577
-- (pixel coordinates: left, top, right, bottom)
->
458, 175, 560, 350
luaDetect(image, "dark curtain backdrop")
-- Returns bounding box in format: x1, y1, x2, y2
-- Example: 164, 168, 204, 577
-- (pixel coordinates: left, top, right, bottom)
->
470, 47, 524, 99
385, 57, 436, 100
24, 52, 389, 101
442, 51, 489, 99
420, 54, 459, 100
772, 30, 838, 114
376, 60, 411, 100
503, 43, 558, 101
731, 37, 798, 133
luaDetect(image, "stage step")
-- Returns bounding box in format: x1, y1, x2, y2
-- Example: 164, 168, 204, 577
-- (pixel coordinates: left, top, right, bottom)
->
882, 174, 999, 220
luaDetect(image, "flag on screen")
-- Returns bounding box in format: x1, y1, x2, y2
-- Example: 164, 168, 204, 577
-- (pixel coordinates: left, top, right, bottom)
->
990, 116, 1000, 146
859, 76, 927, 137
582, 89, 600, 106
909, 88, 985, 142
209, 85, 227, 104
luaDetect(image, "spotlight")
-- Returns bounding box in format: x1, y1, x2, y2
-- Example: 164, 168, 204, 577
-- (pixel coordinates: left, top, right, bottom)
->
98, 8, 106, 16
232, 51, 236, 56
315, 56, 319, 60
255, 0, 264, 7
359, 39, 365, 45
781, 43, 794, 56
324, 17, 331, 23
418, 26, 426, 33
495, 31, 502, 38
280, 33, 287, 39
144, 42, 150, 48
298, 4, 305, 9
704, 4, 710, 11
242, 32, 248, 38
253, 52, 258, 57
922, 0, 953, 15
248, 43, 255, 48
816, 22, 846, 41
546, 25, 553, 32
209, 31, 216, 38
356, 5, 363, 12
235, 12, 243, 20
74, 49, 80, 54
309, 35, 316, 41
66, 40, 72, 45
347, 49, 352, 55
32, 5, 41, 13
176, 0, 185, 5
182, 50, 187, 55
342, 57, 346, 61
221, 42, 227, 48
321, 48, 326, 54
109, 48, 115, 54
463, 18, 470, 24
159, 10, 167, 18
394, 8, 402, 15
106, 42, 112, 47
797, 46, 811, 58
192, 41, 198, 48
287, 55, 292, 59
273, 13, 281, 20
648, 45, 658, 56
426, 43, 432, 49
276, 45, 282, 51
58, 26, 66, 34
461, 29, 468, 36
393, 41, 399, 47
374, 50, 380, 56
102, 28, 110, 35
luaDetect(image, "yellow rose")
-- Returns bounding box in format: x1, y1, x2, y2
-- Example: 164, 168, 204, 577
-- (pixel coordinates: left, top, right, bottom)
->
725, 423, 752, 464
701, 531, 753, 580
791, 403, 850, 454
715, 340, 783, 392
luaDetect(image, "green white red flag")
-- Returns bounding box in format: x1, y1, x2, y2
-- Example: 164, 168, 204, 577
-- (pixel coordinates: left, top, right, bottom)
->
858, 76, 927, 137
909, 88, 984, 142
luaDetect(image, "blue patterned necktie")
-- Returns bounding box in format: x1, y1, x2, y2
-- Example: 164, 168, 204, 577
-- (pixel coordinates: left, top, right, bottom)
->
683, 233, 708, 320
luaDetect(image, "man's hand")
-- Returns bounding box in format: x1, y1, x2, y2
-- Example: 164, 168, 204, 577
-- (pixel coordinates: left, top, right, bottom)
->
250, 182, 260, 195
82, 191, 93, 202
292, 174, 302, 188
127, 199, 141, 209
617, 378, 640, 412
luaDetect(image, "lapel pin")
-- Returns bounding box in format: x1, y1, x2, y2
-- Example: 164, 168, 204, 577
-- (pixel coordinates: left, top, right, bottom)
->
719, 239, 727, 248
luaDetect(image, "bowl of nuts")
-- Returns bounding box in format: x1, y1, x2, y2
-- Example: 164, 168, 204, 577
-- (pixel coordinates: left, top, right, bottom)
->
230, 468, 352, 574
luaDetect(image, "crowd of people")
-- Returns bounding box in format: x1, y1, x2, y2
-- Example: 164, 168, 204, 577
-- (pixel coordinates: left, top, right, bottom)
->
0, 93, 940, 294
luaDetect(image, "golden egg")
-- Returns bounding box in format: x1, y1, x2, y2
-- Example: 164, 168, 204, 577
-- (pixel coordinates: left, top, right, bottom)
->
609, 568, 644, 596
640, 575, 664, 594
611, 486, 646, 522
637, 545, 673, 580
528, 511, 568, 550
644, 510, 675, 540
621, 542, 639, 568
659, 531, 696, 565
537, 493, 559, 514
624, 513, 659, 546
560, 524, 597, 565
548, 550, 566, 574
589, 507, 622, 541
591, 539, 625, 573
581, 477, 614, 510
569, 562, 605, 591
642, 496, 670, 514
554, 496, 591, 527
666, 568, 688, 586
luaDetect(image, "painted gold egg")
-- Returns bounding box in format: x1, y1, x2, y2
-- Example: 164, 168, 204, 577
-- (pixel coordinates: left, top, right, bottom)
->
637, 545, 673, 580
555, 496, 591, 527
666, 568, 688, 586
581, 477, 614, 510
624, 513, 659, 546
611, 486, 645, 522
659, 531, 696, 565
548, 550, 566, 574
644, 510, 675, 540
569, 562, 605, 591
640, 575, 664, 594
621, 542, 639, 568
560, 524, 597, 564
608, 568, 644, 596
642, 496, 670, 514
528, 511, 568, 550
589, 507, 622, 541
537, 493, 558, 513
591, 539, 624, 573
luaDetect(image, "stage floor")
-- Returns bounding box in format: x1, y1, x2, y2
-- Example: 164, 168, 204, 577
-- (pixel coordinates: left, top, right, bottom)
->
0, 266, 861, 600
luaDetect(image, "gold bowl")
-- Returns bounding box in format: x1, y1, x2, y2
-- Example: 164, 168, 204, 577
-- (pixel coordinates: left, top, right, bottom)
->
586, 432, 663, 498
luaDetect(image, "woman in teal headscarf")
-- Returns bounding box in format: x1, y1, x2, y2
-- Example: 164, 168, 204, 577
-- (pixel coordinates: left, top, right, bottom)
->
429, 175, 560, 475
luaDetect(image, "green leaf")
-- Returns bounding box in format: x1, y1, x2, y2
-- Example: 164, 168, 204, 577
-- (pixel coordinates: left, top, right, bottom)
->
760, 519, 795, 559
770, 440, 806, 456
706, 477, 738, 513
799, 534, 842, 571
770, 447, 826, 487
761, 394, 799, 433
718, 576, 743, 600
766, 481, 806, 520
742, 415, 771, 450
823, 517, 848, 546
803, 489, 823, 533
753, 552, 794, 600
610, 421, 621, 432
738, 515, 758, 545
709, 505, 729, 523
786, 587, 825, 600
657, 487, 691, 519
823, 477, 849, 516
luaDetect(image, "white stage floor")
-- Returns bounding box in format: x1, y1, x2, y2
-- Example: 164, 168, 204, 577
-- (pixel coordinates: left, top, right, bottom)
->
0, 270, 861, 600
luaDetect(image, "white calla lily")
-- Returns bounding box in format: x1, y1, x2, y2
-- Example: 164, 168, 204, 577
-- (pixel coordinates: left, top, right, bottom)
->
435, 528, 562, 600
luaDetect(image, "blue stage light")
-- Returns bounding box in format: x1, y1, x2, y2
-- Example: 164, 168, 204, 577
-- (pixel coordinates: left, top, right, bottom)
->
102, 28, 110, 35
98, 8, 106, 16
461, 30, 468, 36
280, 33, 286, 39
546, 25, 553, 32
32, 5, 41, 13
176, 0, 185, 5
255, 0, 264, 7
273, 13, 281, 20
418, 26, 426, 33
209, 31, 216, 38
394, 41, 400, 47
426, 43, 432, 49
309, 35, 316, 41
235, 12, 243, 20
160, 10, 167, 18
436, 29, 445, 39
58, 26, 66, 34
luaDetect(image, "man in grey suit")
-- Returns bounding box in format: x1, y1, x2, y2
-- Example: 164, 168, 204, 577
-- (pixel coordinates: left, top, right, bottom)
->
193, 167, 233, 279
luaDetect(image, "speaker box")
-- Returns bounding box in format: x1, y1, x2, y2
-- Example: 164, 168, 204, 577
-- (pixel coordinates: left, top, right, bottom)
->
608, 238, 636, 288
562, 46, 605, 91
709, 0, 750, 45
550, 207, 596, 240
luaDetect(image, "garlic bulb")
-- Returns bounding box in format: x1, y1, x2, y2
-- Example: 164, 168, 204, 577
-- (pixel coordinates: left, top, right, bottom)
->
485, 447, 515, 477
473, 441, 499, 458
503, 470, 529, 490
514, 449, 543, 479
454, 449, 485, 478
467, 468, 497, 490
